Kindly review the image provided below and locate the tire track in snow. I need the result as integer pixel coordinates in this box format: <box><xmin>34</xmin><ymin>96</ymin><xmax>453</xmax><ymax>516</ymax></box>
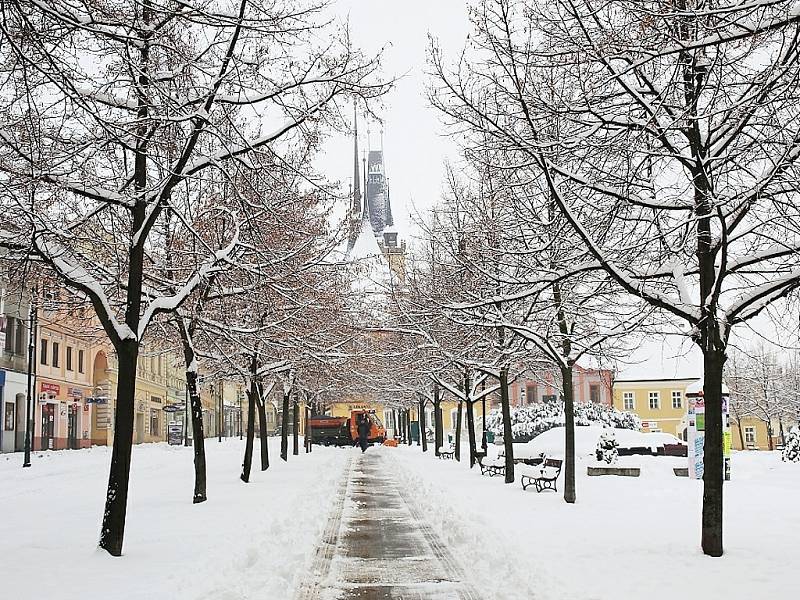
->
<box><xmin>293</xmin><ymin>454</ymin><xmax>353</xmax><ymax>600</ymax></box>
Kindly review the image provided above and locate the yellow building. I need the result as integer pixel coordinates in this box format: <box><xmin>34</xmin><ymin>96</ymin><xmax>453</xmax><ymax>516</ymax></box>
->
<box><xmin>612</xmin><ymin>378</ymin><xmax>699</xmax><ymax>440</ymax></box>
<box><xmin>91</xmin><ymin>346</ymin><xmax>196</xmax><ymax>445</ymax></box>
<box><xmin>729</xmin><ymin>415</ymin><xmax>782</xmax><ymax>451</ymax></box>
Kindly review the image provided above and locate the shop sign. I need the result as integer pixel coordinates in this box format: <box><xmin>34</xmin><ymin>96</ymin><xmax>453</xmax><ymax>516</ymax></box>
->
<box><xmin>68</xmin><ymin>387</ymin><xmax>84</xmax><ymax>399</ymax></box>
<box><xmin>0</xmin><ymin>370</ymin><xmax>5</xmax><ymax>386</ymax></box>
<box><xmin>163</xmin><ymin>403</ymin><xmax>184</xmax><ymax>413</ymax></box>
<box><xmin>41</xmin><ymin>382</ymin><xmax>60</xmax><ymax>394</ymax></box>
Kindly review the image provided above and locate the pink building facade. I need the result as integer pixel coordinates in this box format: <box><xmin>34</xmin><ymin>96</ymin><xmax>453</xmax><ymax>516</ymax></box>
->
<box><xmin>508</xmin><ymin>365</ymin><xmax>613</xmax><ymax>407</ymax></box>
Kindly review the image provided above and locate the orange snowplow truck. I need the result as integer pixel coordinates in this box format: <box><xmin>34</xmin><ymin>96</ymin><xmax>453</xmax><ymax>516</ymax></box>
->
<box><xmin>308</xmin><ymin>410</ymin><xmax>386</xmax><ymax>446</ymax></box>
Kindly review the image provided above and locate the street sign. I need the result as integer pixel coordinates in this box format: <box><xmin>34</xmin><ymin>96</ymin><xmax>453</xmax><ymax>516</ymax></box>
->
<box><xmin>168</xmin><ymin>422</ymin><xmax>183</xmax><ymax>445</ymax></box>
<box><xmin>163</xmin><ymin>404</ymin><xmax>184</xmax><ymax>413</ymax></box>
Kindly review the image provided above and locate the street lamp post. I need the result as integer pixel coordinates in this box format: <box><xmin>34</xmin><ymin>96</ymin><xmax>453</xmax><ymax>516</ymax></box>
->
<box><xmin>22</xmin><ymin>296</ymin><xmax>38</xmax><ymax>468</ymax></box>
<box><xmin>217</xmin><ymin>382</ymin><xmax>222</xmax><ymax>443</ymax></box>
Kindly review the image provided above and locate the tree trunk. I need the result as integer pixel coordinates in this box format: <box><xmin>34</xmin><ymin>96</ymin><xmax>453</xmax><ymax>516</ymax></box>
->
<box><xmin>434</xmin><ymin>383</ymin><xmax>442</xmax><ymax>456</ymax></box>
<box><xmin>185</xmin><ymin>369</ymin><xmax>207</xmax><ymax>502</ymax></box>
<box><xmin>454</xmin><ymin>401</ymin><xmax>463</xmax><ymax>461</ymax></box>
<box><xmin>98</xmin><ymin>0</ymin><xmax>150</xmax><ymax>557</ymax></box>
<box><xmin>500</xmin><ymin>366</ymin><xmax>514</xmax><ymax>483</ymax></box>
<box><xmin>736</xmin><ymin>417</ymin><xmax>745</xmax><ymax>450</ymax></box>
<box><xmin>766</xmin><ymin>421</ymin><xmax>774</xmax><ymax>451</ymax></box>
<box><xmin>241</xmin><ymin>376</ymin><xmax>257</xmax><ymax>483</ymax></box>
<box><xmin>701</xmin><ymin>348</ymin><xmax>726</xmax><ymax>556</ymax></box>
<box><xmin>98</xmin><ymin>341</ymin><xmax>138</xmax><ymax>556</ymax></box>
<box><xmin>280</xmin><ymin>389</ymin><xmax>289</xmax><ymax>461</ymax></box>
<box><xmin>292</xmin><ymin>400</ymin><xmax>299</xmax><ymax>456</ymax></box>
<box><xmin>465</xmin><ymin>368</ymin><xmax>476</xmax><ymax>467</ymax></box>
<box><xmin>466</xmin><ymin>400</ymin><xmax>477</xmax><ymax>468</ymax></box>
<box><xmin>256</xmin><ymin>392</ymin><xmax>269</xmax><ymax>471</ymax></box>
<box><xmin>419</xmin><ymin>398</ymin><xmax>427</xmax><ymax>452</ymax></box>
<box><xmin>481</xmin><ymin>392</ymin><xmax>488</xmax><ymax>452</ymax></box>
<box><xmin>305</xmin><ymin>405</ymin><xmax>311</xmax><ymax>453</ymax></box>
<box><xmin>406</xmin><ymin>409</ymin><xmax>412</xmax><ymax>446</ymax></box>
<box><xmin>561</xmin><ymin>365</ymin><xmax>576</xmax><ymax>504</ymax></box>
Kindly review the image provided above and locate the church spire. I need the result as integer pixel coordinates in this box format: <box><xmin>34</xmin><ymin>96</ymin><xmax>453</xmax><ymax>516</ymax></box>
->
<box><xmin>347</xmin><ymin>102</ymin><xmax>362</xmax><ymax>253</ymax></box>
<box><xmin>352</xmin><ymin>101</ymin><xmax>361</xmax><ymax>218</ymax></box>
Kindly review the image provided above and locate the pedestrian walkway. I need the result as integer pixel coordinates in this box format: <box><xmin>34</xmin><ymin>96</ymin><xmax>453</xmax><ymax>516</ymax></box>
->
<box><xmin>295</xmin><ymin>450</ymin><xmax>478</xmax><ymax>600</ymax></box>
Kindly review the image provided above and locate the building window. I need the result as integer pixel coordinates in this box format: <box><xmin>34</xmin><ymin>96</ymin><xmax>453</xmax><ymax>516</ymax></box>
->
<box><xmin>3</xmin><ymin>317</ymin><xmax>14</xmax><ymax>353</ymax></box>
<box><xmin>648</xmin><ymin>392</ymin><xmax>660</xmax><ymax>410</ymax></box>
<box><xmin>40</xmin><ymin>338</ymin><xmax>48</xmax><ymax>365</ymax></box>
<box><xmin>66</xmin><ymin>346</ymin><xmax>73</xmax><ymax>371</ymax></box>
<box><xmin>150</xmin><ymin>409</ymin><xmax>160</xmax><ymax>437</ymax></box>
<box><xmin>526</xmin><ymin>384</ymin><xmax>536</xmax><ymax>403</ymax></box>
<box><xmin>151</xmin><ymin>395</ymin><xmax>162</xmax><ymax>404</ymax></box>
<box><xmin>589</xmin><ymin>384</ymin><xmax>600</xmax><ymax>404</ymax></box>
<box><xmin>52</xmin><ymin>342</ymin><xmax>60</xmax><ymax>367</ymax></box>
<box><xmin>14</xmin><ymin>317</ymin><xmax>26</xmax><ymax>354</ymax></box>
<box><xmin>745</xmin><ymin>427</ymin><xmax>756</xmax><ymax>445</ymax></box>
<box><xmin>672</xmin><ymin>391</ymin><xmax>682</xmax><ymax>409</ymax></box>
<box><xmin>4</xmin><ymin>403</ymin><xmax>14</xmax><ymax>430</ymax></box>
<box><xmin>520</xmin><ymin>386</ymin><xmax>526</xmax><ymax>405</ymax></box>
<box><xmin>623</xmin><ymin>392</ymin><xmax>634</xmax><ymax>411</ymax></box>
<box><xmin>78</xmin><ymin>349</ymin><xmax>84</xmax><ymax>374</ymax></box>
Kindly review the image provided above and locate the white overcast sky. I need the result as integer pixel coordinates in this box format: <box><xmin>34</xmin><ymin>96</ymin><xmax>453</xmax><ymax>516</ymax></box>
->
<box><xmin>316</xmin><ymin>0</ymin><xmax>471</xmax><ymax>242</ymax></box>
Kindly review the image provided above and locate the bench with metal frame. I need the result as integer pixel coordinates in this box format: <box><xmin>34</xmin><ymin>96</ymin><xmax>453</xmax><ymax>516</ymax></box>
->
<box><xmin>520</xmin><ymin>458</ymin><xmax>563</xmax><ymax>493</ymax></box>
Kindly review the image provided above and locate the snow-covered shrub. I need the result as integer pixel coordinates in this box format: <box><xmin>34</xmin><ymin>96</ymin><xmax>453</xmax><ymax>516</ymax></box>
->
<box><xmin>596</xmin><ymin>430</ymin><xmax>619</xmax><ymax>464</ymax></box>
<box><xmin>782</xmin><ymin>427</ymin><xmax>800</xmax><ymax>463</ymax></box>
<box><xmin>486</xmin><ymin>401</ymin><xmax>640</xmax><ymax>442</ymax></box>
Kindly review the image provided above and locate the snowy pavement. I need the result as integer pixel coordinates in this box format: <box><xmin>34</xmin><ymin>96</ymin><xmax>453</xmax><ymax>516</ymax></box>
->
<box><xmin>295</xmin><ymin>450</ymin><xmax>478</xmax><ymax>600</ymax></box>
<box><xmin>386</xmin><ymin>444</ymin><xmax>800</xmax><ymax>600</ymax></box>
<box><xmin>3</xmin><ymin>440</ymin><xmax>798</xmax><ymax>600</ymax></box>
<box><xmin>0</xmin><ymin>439</ymin><xmax>350</xmax><ymax>600</ymax></box>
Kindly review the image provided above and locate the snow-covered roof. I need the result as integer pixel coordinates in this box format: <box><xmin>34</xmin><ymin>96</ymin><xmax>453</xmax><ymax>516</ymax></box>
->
<box><xmin>685</xmin><ymin>379</ymin><xmax>730</xmax><ymax>397</ymax></box>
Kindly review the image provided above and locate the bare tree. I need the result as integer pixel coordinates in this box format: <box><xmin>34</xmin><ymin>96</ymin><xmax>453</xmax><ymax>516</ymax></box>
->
<box><xmin>430</xmin><ymin>0</ymin><xmax>800</xmax><ymax>557</ymax></box>
<box><xmin>0</xmin><ymin>0</ymin><xmax>383</xmax><ymax>556</ymax></box>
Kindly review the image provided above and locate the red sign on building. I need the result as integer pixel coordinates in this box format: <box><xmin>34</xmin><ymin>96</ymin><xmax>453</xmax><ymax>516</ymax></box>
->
<box><xmin>41</xmin><ymin>382</ymin><xmax>61</xmax><ymax>395</ymax></box>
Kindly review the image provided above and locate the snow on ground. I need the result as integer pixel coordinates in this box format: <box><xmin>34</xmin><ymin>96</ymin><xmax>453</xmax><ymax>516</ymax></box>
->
<box><xmin>387</xmin><ymin>444</ymin><xmax>800</xmax><ymax>600</ymax></box>
<box><xmin>0</xmin><ymin>440</ymin><xmax>350</xmax><ymax>600</ymax></box>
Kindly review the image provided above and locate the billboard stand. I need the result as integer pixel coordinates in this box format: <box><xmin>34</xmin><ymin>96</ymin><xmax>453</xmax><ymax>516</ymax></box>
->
<box><xmin>686</xmin><ymin>380</ymin><xmax>731</xmax><ymax>481</ymax></box>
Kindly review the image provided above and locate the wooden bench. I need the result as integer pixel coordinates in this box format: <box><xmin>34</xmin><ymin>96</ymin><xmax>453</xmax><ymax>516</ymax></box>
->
<box><xmin>477</xmin><ymin>454</ymin><xmax>505</xmax><ymax>476</ymax></box>
<box><xmin>438</xmin><ymin>447</ymin><xmax>455</xmax><ymax>460</ymax></box>
<box><xmin>520</xmin><ymin>458</ymin><xmax>563</xmax><ymax>492</ymax></box>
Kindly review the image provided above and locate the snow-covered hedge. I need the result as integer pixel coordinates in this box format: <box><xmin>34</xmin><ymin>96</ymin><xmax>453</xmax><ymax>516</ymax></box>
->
<box><xmin>782</xmin><ymin>427</ymin><xmax>800</xmax><ymax>463</ymax></box>
<box><xmin>486</xmin><ymin>401</ymin><xmax>640</xmax><ymax>442</ymax></box>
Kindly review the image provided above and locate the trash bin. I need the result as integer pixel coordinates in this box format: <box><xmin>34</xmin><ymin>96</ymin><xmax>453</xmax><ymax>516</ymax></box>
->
<box><xmin>486</xmin><ymin>431</ymin><xmax>495</xmax><ymax>444</ymax></box>
<box><xmin>410</xmin><ymin>421</ymin><xmax>420</xmax><ymax>442</ymax></box>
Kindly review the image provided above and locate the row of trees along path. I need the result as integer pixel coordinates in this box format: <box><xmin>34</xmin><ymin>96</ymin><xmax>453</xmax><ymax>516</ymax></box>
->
<box><xmin>0</xmin><ymin>0</ymin><xmax>387</xmax><ymax>556</ymax></box>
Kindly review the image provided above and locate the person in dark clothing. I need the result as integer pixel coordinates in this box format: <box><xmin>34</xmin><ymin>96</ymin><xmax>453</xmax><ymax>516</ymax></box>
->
<box><xmin>357</xmin><ymin>413</ymin><xmax>371</xmax><ymax>452</ymax></box>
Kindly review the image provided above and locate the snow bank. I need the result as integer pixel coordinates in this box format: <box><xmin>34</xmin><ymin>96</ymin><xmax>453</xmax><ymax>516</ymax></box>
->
<box><xmin>511</xmin><ymin>425</ymin><xmax>685</xmax><ymax>459</ymax></box>
<box><xmin>0</xmin><ymin>440</ymin><xmax>349</xmax><ymax>599</ymax></box>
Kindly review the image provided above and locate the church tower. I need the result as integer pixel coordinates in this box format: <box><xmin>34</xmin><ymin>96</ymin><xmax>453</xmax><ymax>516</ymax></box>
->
<box><xmin>346</xmin><ymin>111</ymin><xmax>406</xmax><ymax>280</ymax></box>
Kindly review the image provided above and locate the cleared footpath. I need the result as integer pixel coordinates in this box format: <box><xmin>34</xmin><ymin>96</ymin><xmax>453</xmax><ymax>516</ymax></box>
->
<box><xmin>295</xmin><ymin>449</ymin><xmax>478</xmax><ymax>600</ymax></box>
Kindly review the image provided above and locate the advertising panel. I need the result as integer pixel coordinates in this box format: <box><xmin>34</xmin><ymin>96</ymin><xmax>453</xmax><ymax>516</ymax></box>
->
<box><xmin>687</xmin><ymin>388</ymin><xmax>731</xmax><ymax>480</ymax></box>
